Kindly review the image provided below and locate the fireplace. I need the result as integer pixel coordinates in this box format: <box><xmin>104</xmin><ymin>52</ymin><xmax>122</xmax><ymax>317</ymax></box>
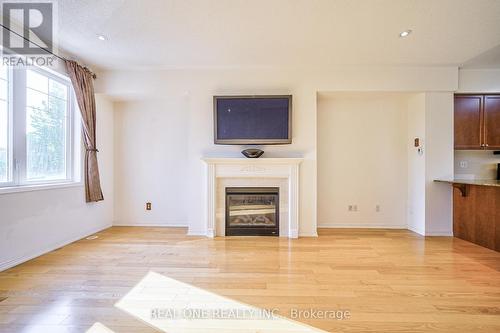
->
<box><xmin>203</xmin><ymin>158</ymin><xmax>302</xmax><ymax>238</ymax></box>
<box><xmin>225</xmin><ymin>187</ymin><xmax>279</xmax><ymax>236</ymax></box>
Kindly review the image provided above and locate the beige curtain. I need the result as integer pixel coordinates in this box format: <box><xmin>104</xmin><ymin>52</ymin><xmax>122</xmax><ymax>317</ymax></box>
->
<box><xmin>65</xmin><ymin>60</ymin><xmax>104</xmax><ymax>202</ymax></box>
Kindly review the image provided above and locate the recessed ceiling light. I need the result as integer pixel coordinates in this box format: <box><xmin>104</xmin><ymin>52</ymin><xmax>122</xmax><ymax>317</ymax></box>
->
<box><xmin>399</xmin><ymin>30</ymin><xmax>412</xmax><ymax>38</ymax></box>
<box><xmin>97</xmin><ymin>34</ymin><xmax>107</xmax><ymax>41</ymax></box>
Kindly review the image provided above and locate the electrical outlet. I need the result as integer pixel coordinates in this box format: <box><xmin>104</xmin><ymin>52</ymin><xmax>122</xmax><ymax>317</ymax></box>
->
<box><xmin>348</xmin><ymin>205</ymin><xmax>353</xmax><ymax>211</ymax></box>
<box><xmin>376</xmin><ymin>205</ymin><xmax>380</xmax><ymax>212</ymax></box>
<box><xmin>146</xmin><ymin>202</ymin><xmax>152</xmax><ymax>211</ymax></box>
<box><xmin>353</xmin><ymin>205</ymin><xmax>358</xmax><ymax>212</ymax></box>
<box><xmin>459</xmin><ymin>161</ymin><xmax>468</xmax><ymax>169</ymax></box>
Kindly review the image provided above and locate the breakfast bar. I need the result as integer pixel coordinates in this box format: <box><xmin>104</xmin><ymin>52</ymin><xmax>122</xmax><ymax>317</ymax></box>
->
<box><xmin>435</xmin><ymin>179</ymin><xmax>500</xmax><ymax>251</ymax></box>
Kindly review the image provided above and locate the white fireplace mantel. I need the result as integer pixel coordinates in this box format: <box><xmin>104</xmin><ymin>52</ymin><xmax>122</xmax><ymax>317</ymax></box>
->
<box><xmin>202</xmin><ymin>158</ymin><xmax>303</xmax><ymax>238</ymax></box>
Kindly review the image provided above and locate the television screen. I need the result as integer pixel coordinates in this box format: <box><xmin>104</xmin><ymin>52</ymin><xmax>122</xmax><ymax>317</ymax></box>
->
<box><xmin>214</xmin><ymin>95</ymin><xmax>292</xmax><ymax>145</ymax></box>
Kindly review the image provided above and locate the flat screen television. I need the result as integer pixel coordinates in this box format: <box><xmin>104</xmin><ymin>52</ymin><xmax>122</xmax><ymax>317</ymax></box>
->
<box><xmin>214</xmin><ymin>95</ymin><xmax>292</xmax><ymax>145</ymax></box>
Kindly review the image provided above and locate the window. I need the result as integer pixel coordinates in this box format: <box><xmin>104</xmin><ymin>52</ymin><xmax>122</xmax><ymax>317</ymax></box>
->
<box><xmin>0</xmin><ymin>65</ymin><xmax>10</xmax><ymax>183</ymax></box>
<box><xmin>26</xmin><ymin>70</ymin><xmax>70</xmax><ymax>181</ymax></box>
<box><xmin>0</xmin><ymin>66</ymin><xmax>77</xmax><ymax>189</ymax></box>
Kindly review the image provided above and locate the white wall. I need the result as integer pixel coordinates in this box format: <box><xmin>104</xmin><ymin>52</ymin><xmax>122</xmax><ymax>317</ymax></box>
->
<box><xmin>317</xmin><ymin>93</ymin><xmax>409</xmax><ymax>228</ymax></box>
<box><xmin>458</xmin><ymin>69</ymin><xmax>500</xmax><ymax>92</ymax></box>
<box><xmin>113</xmin><ymin>99</ymin><xmax>189</xmax><ymax>226</ymax></box>
<box><xmin>0</xmin><ymin>94</ymin><xmax>114</xmax><ymax>271</ymax></box>
<box><xmin>407</xmin><ymin>94</ymin><xmax>426</xmax><ymax>235</ymax></box>
<box><xmin>101</xmin><ymin>69</ymin><xmax>320</xmax><ymax>236</ymax></box>
<box><xmin>317</xmin><ymin>91</ymin><xmax>454</xmax><ymax>235</ymax></box>
<box><xmin>424</xmin><ymin>93</ymin><xmax>454</xmax><ymax>236</ymax></box>
<box><xmin>97</xmin><ymin>66</ymin><xmax>458</xmax><ymax>237</ymax></box>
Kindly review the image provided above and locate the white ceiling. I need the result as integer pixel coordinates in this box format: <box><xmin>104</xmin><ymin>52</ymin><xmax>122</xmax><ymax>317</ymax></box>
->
<box><xmin>55</xmin><ymin>0</ymin><xmax>500</xmax><ymax>71</ymax></box>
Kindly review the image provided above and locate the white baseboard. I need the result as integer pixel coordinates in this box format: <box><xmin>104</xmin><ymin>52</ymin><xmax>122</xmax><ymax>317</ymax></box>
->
<box><xmin>187</xmin><ymin>228</ymin><xmax>207</xmax><ymax>236</ymax></box>
<box><xmin>318</xmin><ymin>224</ymin><xmax>407</xmax><ymax>229</ymax></box>
<box><xmin>113</xmin><ymin>221</ymin><xmax>188</xmax><ymax>227</ymax></box>
<box><xmin>0</xmin><ymin>223</ymin><xmax>112</xmax><ymax>272</ymax></box>
<box><xmin>299</xmin><ymin>232</ymin><xmax>318</xmax><ymax>237</ymax></box>
<box><xmin>407</xmin><ymin>225</ymin><xmax>425</xmax><ymax>236</ymax></box>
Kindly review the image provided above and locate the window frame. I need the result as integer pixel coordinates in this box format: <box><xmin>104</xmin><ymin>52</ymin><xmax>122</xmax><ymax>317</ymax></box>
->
<box><xmin>0</xmin><ymin>66</ymin><xmax>79</xmax><ymax>190</ymax></box>
<box><xmin>0</xmin><ymin>67</ymin><xmax>14</xmax><ymax>187</ymax></box>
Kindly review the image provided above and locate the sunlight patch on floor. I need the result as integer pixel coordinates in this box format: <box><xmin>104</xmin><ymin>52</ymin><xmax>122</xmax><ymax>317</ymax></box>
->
<box><xmin>86</xmin><ymin>322</ymin><xmax>116</xmax><ymax>333</ymax></box>
<box><xmin>115</xmin><ymin>271</ymin><xmax>327</xmax><ymax>333</ymax></box>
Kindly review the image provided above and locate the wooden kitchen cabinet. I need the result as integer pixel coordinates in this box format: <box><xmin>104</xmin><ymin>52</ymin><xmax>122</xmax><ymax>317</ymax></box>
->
<box><xmin>454</xmin><ymin>95</ymin><xmax>483</xmax><ymax>149</ymax></box>
<box><xmin>484</xmin><ymin>95</ymin><xmax>500</xmax><ymax>149</ymax></box>
<box><xmin>454</xmin><ymin>94</ymin><xmax>500</xmax><ymax>150</ymax></box>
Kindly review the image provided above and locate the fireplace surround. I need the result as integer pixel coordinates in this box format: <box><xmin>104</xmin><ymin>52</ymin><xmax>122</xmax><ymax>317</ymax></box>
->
<box><xmin>202</xmin><ymin>158</ymin><xmax>303</xmax><ymax>238</ymax></box>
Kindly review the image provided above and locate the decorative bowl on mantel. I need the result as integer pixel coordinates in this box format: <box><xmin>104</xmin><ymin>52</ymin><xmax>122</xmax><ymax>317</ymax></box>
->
<box><xmin>241</xmin><ymin>149</ymin><xmax>264</xmax><ymax>158</ymax></box>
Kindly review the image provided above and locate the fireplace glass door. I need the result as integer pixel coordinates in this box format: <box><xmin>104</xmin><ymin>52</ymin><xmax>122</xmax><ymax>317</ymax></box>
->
<box><xmin>225</xmin><ymin>187</ymin><xmax>279</xmax><ymax>236</ymax></box>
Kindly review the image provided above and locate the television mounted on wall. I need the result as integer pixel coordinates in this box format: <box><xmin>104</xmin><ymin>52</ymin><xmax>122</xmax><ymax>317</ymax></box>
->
<box><xmin>213</xmin><ymin>95</ymin><xmax>292</xmax><ymax>145</ymax></box>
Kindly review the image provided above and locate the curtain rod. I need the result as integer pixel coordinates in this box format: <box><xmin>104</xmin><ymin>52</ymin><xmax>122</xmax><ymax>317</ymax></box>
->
<box><xmin>0</xmin><ymin>23</ymin><xmax>97</xmax><ymax>79</ymax></box>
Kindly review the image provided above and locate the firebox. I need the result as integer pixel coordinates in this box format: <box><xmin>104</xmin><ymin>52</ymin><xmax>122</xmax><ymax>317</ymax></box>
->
<box><xmin>225</xmin><ymin>187</ymin><xmax>279</xmax><ymax>236</ymax></box>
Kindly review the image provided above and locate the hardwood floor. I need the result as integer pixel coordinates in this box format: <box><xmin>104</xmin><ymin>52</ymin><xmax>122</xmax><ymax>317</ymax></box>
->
<box><xmin>1</xmin><ymin>227</ymin><xmax>499</xmax><ymax>332</ymax></box>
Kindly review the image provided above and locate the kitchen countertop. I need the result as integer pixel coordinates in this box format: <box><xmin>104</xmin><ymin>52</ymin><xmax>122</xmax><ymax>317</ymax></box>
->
<box><xmin>434</xmin><ymin>179</ymin><xmax>500</xmax><ymax>187</ymax></box>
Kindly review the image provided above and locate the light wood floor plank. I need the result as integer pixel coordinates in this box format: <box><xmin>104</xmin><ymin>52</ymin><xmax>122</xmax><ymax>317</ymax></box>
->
<box><xmin>0</xmin><ymin>227</ymin><xmax>499</xmax><ymax>332</ymax></box>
